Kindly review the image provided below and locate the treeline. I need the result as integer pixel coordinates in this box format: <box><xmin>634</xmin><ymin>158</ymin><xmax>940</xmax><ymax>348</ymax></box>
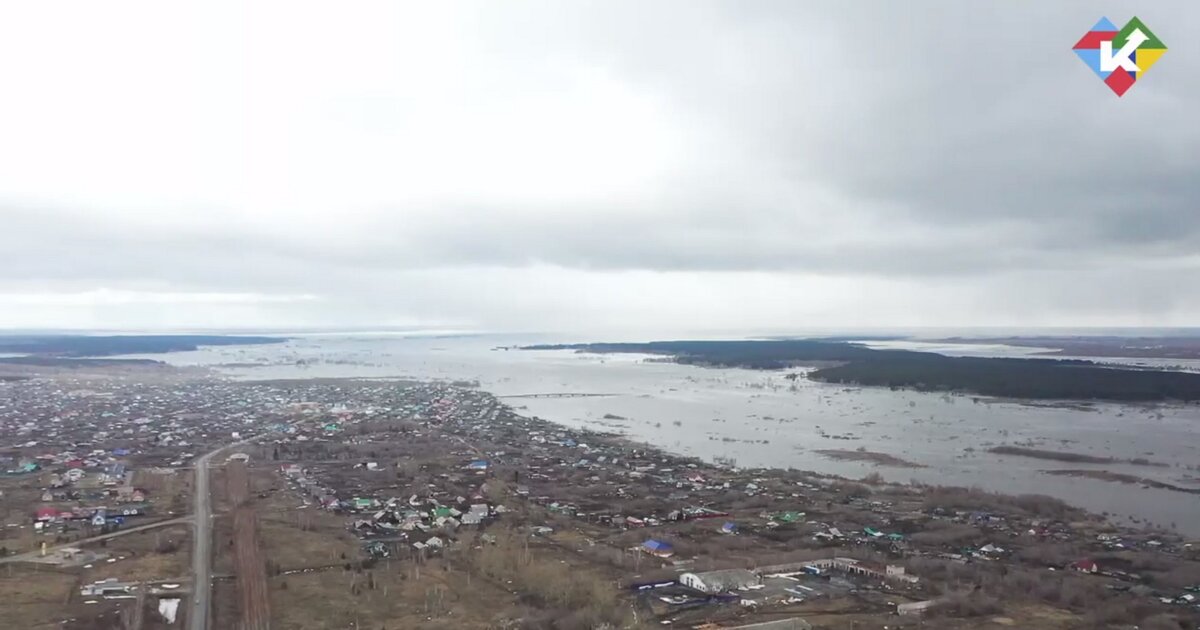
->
<box><xmin>526</xmin><ymin>339</ymin><xmax>1200</xmax><ymax>401</ymax></box>
<box><xmin>0</xmin><ymin>356</ymin><xmax>163</xmax><ymax>367</ymax></box>
<box><xmin>811</xmin><ymin>353</ymin><xmax>1200</xmax><ymax>401</ymax></box>
<box><xmin>917</xmin><ymin>485</ymin><xmax>1085</xmax><ymax>521</ymax></box>
<box><xmin>0</xmin><ymin>334</ymin><xmax>287</xmax><ymax>357</ymax></box>
<box><xmin>525</xmin><ymin>339</ymin><xmax>883</xmax><ymax>369</ymax></box>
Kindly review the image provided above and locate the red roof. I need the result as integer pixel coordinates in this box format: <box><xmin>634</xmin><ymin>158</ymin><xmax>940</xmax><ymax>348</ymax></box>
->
<box><xmin>35</xmin><ymin>507</ymin><xmax>57</xmax><ymax>519</ymax></box>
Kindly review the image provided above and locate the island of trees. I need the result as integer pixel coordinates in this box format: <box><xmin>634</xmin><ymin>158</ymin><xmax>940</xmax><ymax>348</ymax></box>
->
<box><xmin>525</xmin><ymin>339</ymin><xmax>1200</xmax><ymax>402</ymax></box>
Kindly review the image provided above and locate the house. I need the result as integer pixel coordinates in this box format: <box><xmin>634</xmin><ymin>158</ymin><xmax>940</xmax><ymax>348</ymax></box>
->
<box><xmin>680</xmin><ymin>569</ymin><xmax>760</xmax><ymax>594</ymax></box>
<box><xmin>115</xmin><ymin>486</ymin><xmax>146</xmax><ymax>503</ymax></box>
<box><xmin>720</xmin><ymin>522</ymin><xmax>738</xmax><ymax>535</ymax></box>
<box><xmin>467</xmin><ymin>460</ymin><xmax>489</xmax><ymax>471</ymax></box>
<box><xmin>886</xmin><ymin>565</ymin><xmax>919</xmax><ymax>583</ymax></box>
<box><xmin>1072</xmin><ymin>559</ymin><xmax>1099</xmax><ymax>573</ymax></box>
<box><xmin>775</xmin><ymin>511</ymin><xmax>804</xmax><ymax>523</ymax></box>
<box><xmin>461</xmin><ymin>504</ymin><xmax>489</xmax><ymax>525</ymax></box>
<box><xmin>642</xmin><ymin>539</ymin><xmax>674</xmax><ymax>558</ymax></box>
<box><xmin>35</xmin><ymin>506</ymin><xmax>58</xmax><ymax>521</ymax></box>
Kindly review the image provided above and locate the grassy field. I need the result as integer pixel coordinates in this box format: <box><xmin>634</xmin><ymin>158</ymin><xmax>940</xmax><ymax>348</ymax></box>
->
<box><xmin>76</xmin><ymin>524</ymin><xmax>189</xmax><ymax>583</ymax></box>
<box><xmin>0</xmin><ymin>476</ymin><xmax>45</xmax><ymax>555</ymax></box>
<box><xmin>269</xmin><ymin>563</ymin><xmax>521</xmax><ymax>629</ymax></box>
<box><xmin>0</xmin><ymin>568</ymin><xmax>78</xmax><ymax>629</ymax></box>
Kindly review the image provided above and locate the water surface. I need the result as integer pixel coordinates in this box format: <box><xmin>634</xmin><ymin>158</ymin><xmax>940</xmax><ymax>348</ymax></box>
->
<box><xmin>121</xmin><ymin>334</ymin><xmax>1200</xmax><ymax>534</ymax></box>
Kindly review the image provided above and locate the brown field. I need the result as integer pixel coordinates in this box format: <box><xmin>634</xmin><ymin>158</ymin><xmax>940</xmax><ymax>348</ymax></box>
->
<box><xmin>0</xmin><ymin>477</ymin><xmax>45</xmax><ymax>554</ymax></box>
<box><xmin>0</xmin><ymin>568</ymin><xmax>78</xmax><ymax>629</ymax></box>
<box><xmin>227</xmin><ymin>460</ymin><xmax>271</xmax><ymax>630</ymax></box>
<box><xmin>76</xmin><ymin>524</ymin><xmax>189</xmax><ymax>583</ymax></box>
<box><xmin>134</xmin><ymin>468</ymin><xmax>190</xmax><ymax>516</ymax></box>
<box><xmin>269</xmin><ymin>564</ymin><xmax>519</xmax><ymax>630</ymax></box>
<box><xmin>210</xmin><ymin>579</ymin><xmax>241</xmax><ymax>630</ymax></box>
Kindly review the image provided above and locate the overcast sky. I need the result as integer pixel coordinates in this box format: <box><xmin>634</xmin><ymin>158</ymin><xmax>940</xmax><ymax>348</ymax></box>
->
<box><xmin>1</xmin><ymin>1</ymin><xmax>1197</xmax><ymax>336</ymax></box>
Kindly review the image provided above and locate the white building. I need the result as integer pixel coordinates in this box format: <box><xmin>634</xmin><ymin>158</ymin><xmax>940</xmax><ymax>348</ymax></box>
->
<box><xmin>680</xmin><ymin>569</ymin><xmax>760</xmax><ymax>593</ymax></box>
<box><xmin>897</xmin><ymin>599</ymin><xmax>937</xmax><ymax>615</ymax></box>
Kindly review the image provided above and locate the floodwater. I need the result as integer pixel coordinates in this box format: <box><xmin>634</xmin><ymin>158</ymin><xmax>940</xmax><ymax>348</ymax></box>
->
<box><xmin>123</xmin><ymin>333</ymin><xmax>1200</xmax><ymax>534</ymax></box>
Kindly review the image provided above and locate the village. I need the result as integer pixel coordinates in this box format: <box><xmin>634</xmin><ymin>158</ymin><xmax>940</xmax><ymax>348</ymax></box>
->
<box><xmin>0</xmin><ymin>371</ymin><xmax>1198</xmax><ymax>629</ymax></box>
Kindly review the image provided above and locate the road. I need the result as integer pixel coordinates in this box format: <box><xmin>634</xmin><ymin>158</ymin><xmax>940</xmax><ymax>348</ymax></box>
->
<box><xmin>188</xmin><ymin>435</ymin><xmax>264</xmax><ymax>630</ymax></box>
<box><xmin>187</xmin><ymin>444</ymin><xmax>218</xmax><ymax>630</ymax></box>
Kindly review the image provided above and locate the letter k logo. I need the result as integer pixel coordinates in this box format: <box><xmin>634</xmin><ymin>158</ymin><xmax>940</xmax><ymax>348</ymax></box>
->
<box><xmin>1099</xmin><ymin>28</ymin><xmax>1148</xmax><ymax>72</ymax></box>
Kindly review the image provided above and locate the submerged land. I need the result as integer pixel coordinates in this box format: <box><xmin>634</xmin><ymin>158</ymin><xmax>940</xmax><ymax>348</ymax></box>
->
<box><xmin>939</xmin><ymin>336</ymin><xmax>1200</xmax><ymax>360</ymax></box>
<box><xmin>525</xmin><ymin>339</ymin><xmax>1200</xmax><ymax>402</ymax></box>
<box><xmin>985</xmin><ymin>446</ymin><xmax>1165</xmax><ymax>467</ymax></box>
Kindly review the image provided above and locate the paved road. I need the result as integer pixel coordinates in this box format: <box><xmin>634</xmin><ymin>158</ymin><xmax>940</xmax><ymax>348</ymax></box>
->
<box><xmin>187</xmin><ymin>446</ymin><xmax>217</xmax><ymax>630</ymax></box>
<box><xmin>0</xmin><ymin>516</ymin><xmax>191</xmax><ymax>564</ymax></box>
<box><xmin>187</xmin><ymin>435</ymin><xmax>265</xmax><ymax>630</ymax></box>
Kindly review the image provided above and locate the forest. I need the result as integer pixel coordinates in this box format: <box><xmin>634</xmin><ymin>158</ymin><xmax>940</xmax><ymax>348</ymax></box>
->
<box><xmin>527</xmin><ymin>339</ymin><xmax>1200</xmax><ymax>401</ymax></box>
<box><xmin>0</xmin><ymin>334</ymin><xmax>286</xmax><ymax>357</ymax></box>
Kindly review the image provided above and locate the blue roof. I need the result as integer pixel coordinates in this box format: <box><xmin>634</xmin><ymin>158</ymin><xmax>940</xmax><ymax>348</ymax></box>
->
<box><xmin>643</xmin><ymin>539</ymin><xmax>672</xmax><ymax>551</ymax></box>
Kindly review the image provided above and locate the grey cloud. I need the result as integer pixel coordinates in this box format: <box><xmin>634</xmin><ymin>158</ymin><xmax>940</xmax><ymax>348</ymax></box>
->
<box><xmin>1</xmin><ymin>1</ymin><xmax>1198</xmax><ymax>330</ymax></box>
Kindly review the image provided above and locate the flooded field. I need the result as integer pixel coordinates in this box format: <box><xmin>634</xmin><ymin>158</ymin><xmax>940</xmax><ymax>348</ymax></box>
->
<box><xmin>125</xmin><ymin>333</ymin><xmax>1200</xmax><ymax>534</ymax></box>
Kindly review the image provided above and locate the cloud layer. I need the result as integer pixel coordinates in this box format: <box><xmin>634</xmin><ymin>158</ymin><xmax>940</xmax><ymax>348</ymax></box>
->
<box><xmin>1</xmin><ymin>1</ymin><xmax>1197</xmax><ymax>333</ymax></box>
